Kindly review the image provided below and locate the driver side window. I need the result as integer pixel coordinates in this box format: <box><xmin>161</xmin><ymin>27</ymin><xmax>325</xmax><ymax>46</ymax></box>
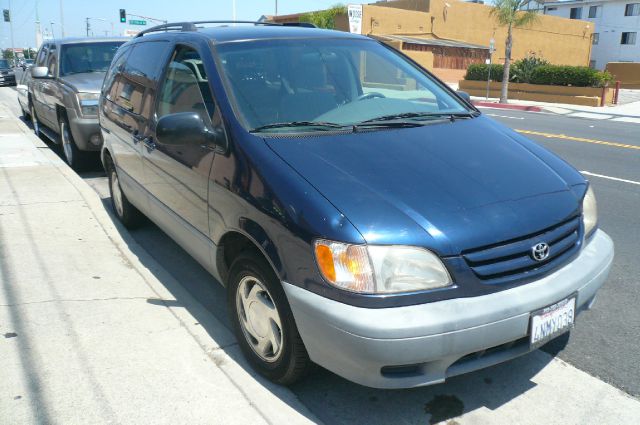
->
<box><xmin>47</xmin><ymin>53</ymin><xmax>57</xmax><ymax>77</ymax></box>
<box><xmin>157</xmin><ymin>46</ymin><xmax>215</xmax><ymax>125</ymax></box>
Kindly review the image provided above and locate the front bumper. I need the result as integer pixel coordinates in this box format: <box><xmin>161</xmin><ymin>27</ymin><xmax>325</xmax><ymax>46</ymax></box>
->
<box><xmin>0</xmin><ymin>74</ymin><xmax>16</xmax><ymax>85</ymax></box>
<box><xmin>66</xmin><ymin>107</ymin><xmax>101</xmax><ymax>151</ymax></box>
<box><xmin>284</xmin><ymin>229</ymin><xmax>614</xmax><ymax>389</ymax></box>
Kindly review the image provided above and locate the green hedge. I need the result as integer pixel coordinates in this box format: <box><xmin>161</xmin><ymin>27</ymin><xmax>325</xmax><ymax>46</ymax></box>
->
<box><xmin>464</xmin><ymin>64</ymin><xmax>506</xmax><ymax>82</ymax></box>
<box><xmin>530</xmin><ymin>65</ymin><xmax>611</xmax><ymax>87</ymax></box>
<box><xmin>464</xmin><ymin>62</ymin><xmax>612</xmax><ymax>87</ymax></box>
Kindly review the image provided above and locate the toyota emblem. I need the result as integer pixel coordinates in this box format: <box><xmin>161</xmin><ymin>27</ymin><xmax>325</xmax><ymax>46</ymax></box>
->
<box><xmin>531</xmin><ymin>242</ymin><xmax>550</xmax><ymax>262</ymax></box>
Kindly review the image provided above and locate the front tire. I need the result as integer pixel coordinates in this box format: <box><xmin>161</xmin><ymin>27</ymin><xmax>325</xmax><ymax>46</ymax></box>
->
<box><xmin>228</xmin><ymin>251</ymin><xmax>312</xmax><ymax>385</ymax></box>
<box><xmin>59</xmin><ymin>115</ymin><xmax>88</xmax><ymax>170</ymax></box>
<box><xmin>30</xmin><ymin>103</ymin><xmax>39</xmax><ymax>136</ymax></box>
<box><xmin>106</xmin><ymin>158</ymin><xmax>143</xmax><ymax>228</ymax></box>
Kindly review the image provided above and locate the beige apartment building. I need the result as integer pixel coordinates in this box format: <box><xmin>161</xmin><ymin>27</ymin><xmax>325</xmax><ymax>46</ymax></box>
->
<box><xmin>271</xmin><ymin>0</ymin><xmax>594</xmax><ymax>82</ymax></box>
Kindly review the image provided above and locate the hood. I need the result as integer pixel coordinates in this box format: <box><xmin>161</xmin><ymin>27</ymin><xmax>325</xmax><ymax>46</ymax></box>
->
<box><xmin>60</xmin><ymin>72</ymin><xmax>106</xmax><ymax>93</ymax></box>
<box><xmin>265</xmin><ymin>116</ymin><xmax>585</xmax><ymax>255</ymax></box>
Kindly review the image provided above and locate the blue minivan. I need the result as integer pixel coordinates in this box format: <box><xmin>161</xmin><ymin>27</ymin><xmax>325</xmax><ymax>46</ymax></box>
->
<box><xmin>100</xmin><ymin>22</ymin><xmax>614</xmax><ymax>388</ymax></box>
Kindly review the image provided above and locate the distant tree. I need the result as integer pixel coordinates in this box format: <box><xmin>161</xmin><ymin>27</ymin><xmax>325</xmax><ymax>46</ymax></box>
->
<box><xmin>24</xmin><ymin>48</ymin><xmax>37</xmax><ymax>59</ymax></box>
<box><xmin>301</xmin><ymin>4</ymin><xmax>347</xmax><ymax>29</ymax></box>
<box><xmin>490</xmin><ymin>0</ymin><xmax>538</xmax><ymax>103</ymax></box>
<box><xmin>2</xmin><ymin>49</ymin><xmax>14</xmax><ymax>60</ymax></box>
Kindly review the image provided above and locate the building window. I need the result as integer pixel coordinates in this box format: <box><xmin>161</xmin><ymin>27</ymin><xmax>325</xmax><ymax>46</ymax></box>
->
<box><xmin>589</xmin><ymin>60</ymin><xmax>596</xmax><ymax>69</ymax></box>
<box><xmin>592</xmin><ymin>33</ymin><xmax>599</xmax><ymax>44</ymax></box>
<box><xmin>621</xmin><ymin>32</ymin><xmax>637</xmax><ymax>44</ymax></box>
<box><xmin>625</xmin><ymin>3</ymin><xmax>640</xmax><ymax>16</ymax></box>
<box><xmin>588</xmin><ymin>6</ymin><xmax>600</xmax><ymax>18</ymax></box>
<box><xmin>546</xmin><ymin>6</ymin><xmax>557</xmax><ymax>11</ymax></box>
<box><xmin>570</xmin><ymin>7</ymin><xmax>582</xmax><ymax>19</ymax></box>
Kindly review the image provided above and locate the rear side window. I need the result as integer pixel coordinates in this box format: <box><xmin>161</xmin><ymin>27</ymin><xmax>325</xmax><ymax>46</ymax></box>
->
<box><xmin>112</xmin><ymin>41</ymin><xmax>170</xmax><ymax>116</ymax></box>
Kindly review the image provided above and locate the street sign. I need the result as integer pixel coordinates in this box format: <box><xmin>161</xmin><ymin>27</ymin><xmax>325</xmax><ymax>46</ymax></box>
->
<box><xmin>129</xmin><ymin>19</ymin><xmax>146</xmax><ymax>25</ymax></box>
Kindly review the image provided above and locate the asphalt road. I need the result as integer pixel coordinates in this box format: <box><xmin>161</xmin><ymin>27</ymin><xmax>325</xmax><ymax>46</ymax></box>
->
<box><xmin>2</xmin><ymin>86</ymin><xmax>639</xmax><ymax>422</ymax></box>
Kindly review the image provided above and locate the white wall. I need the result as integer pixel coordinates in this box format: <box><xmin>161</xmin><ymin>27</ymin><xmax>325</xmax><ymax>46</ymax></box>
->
<box><xmin>545</xmin><ymin>0</ymin><xmax>640</xmax><ymax>69</ymax></box>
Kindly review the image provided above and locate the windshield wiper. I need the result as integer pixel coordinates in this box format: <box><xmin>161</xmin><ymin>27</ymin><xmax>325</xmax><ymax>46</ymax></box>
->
<box><xmin>249</xmin><ymin>121</ymin><xmax>349</xmax><ymax>133</ymax></box>
<box><xmin>361</xmin><ymin>111</ymin><xmax>478</xmax><ymax>124</ymax></box>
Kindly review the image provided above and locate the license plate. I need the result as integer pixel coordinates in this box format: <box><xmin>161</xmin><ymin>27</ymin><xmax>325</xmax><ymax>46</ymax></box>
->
<box><xmin>529</xmin><ymin>296</ymin><xmax>576</xmax><ymax>348</ymax></box>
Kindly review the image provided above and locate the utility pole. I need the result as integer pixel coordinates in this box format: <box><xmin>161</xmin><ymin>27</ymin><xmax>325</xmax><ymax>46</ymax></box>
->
<box><xmin>35</xmin><ymin>0</ymin><xmax>42</xmax><ymax>48</ymax></box>
<box><xmin>86</xmin><ymin>18</ymin><xmax>90</xmax><ymax>37</ymax></box>
<box><xmin>8</xmin><ymin>0</ymin><xmax>15</xmax><ymax>65</ymax></box>
<box><xmin>59</xmin><ymin>0</ymin><xmax>65</xmax><ymax>37</ymax></box>
<box><xmin>275</xmin><ymin>0</ymin><xmax>278</xmax><ymax>16</ymax></box>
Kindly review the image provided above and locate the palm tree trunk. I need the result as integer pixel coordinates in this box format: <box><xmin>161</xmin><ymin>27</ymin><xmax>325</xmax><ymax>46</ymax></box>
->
<box><xmin>500</xmin><ymin>23</ymin><xmax>513</xmax><ymax>104</ymax></box>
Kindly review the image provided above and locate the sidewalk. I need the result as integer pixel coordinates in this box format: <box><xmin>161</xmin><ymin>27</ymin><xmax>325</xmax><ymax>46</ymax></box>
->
<box><xmin>471</xmin><ymin>96</ymin><xmax>640</xmax><ymax>121</ymax></box>
<box><xmin>447</xmin><ymin>82</ymin><xmax>640</xmax><ymax>121</ymax></box>
<box><xmin>0</xmin><ymin>105</ymin><xmax>318</xmax><ymax>424</ymax></box>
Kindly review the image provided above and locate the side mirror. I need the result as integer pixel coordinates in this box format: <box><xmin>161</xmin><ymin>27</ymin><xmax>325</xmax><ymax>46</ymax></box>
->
<box><xmin>456</xmin><ymin>90</ymin><xmax>472</xmax><ymax>104</ymax></box>
<box><xmin>31</xmin><ymin>66</ymin><xmax>50</xmax><ymax>79</ymax></box>
<box><xmin>156</xmin><ymin>112</ymin><xmax>223</xmax><ymax>148</ymax></box>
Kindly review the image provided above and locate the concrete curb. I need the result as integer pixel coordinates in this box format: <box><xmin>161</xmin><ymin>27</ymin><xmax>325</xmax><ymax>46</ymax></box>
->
<box><xmin>7</xmin><ymin>106</ymin><xmax>321</xmax><ymax>425</ymax></box>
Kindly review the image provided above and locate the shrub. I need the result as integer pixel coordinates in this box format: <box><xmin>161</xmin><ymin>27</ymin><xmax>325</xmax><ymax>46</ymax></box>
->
<box><xmin>510</xmin><ymin>55</ymin><xmax>549</xmax><ymax>83</ymax></box>
<box><xmin>464</xmin><ymin>63</ymin><xmax>505</xmax><ymax>82</ymax></box>
<box><xmin>465</xmin><ymin>62</ymin><xmax>612</xmax><ymax>87</ymax></box>
<box><xmin>530</xmin><ymin>65</ymin><xmax>611</xmax><ymax>87</ymax></box>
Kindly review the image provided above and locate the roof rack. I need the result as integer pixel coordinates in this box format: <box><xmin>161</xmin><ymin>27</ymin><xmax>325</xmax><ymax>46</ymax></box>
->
<box><xmin>135</xmin><ymin>20</ymin><xmax>316</xmax><ymax>38</ymax></box>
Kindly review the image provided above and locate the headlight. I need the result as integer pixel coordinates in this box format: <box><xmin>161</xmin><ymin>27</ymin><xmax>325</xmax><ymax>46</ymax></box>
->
<box><xmin>314</xmin><ymin>240</ymin><xmax>452</xmax><ymax>294</ymax></box>
<box><xmin>582</xmin><ymin>185</ymin><xmax>598</xmax><ymax>237</ymax></box>
<box><xmin>77</xmin><ymin>92</ymin><xmax>100</xmax><ymax>116</ymax></box>
<box><xmin>7</xmin><ymin>69</ymin><xmax>14</xmax><ymax>75</ymax></box>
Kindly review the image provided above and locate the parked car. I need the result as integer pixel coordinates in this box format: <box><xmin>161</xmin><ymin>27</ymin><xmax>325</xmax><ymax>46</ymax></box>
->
<box><xmin>28</xmin><ymin>37</ymin><xmax>126</xmax><ymax>169</ymax></box>
<box><xmin>0</xmin><ymin>59</ymin><xmax>16</xmax><ymax>86</ymax></box>
<box><xmin>100</xmin><ymin>22</ymin><xmax>614</xmax><ymax>389</ymax></box>
<box><xmin>16</xmin><ymin>69</ymin><xmax>32</xmax><ymax>118</ymax></box>
<box><xmin>21</xmin><ymin>59</ymin><xmax>34</xmax><ymax>70</ymax></box>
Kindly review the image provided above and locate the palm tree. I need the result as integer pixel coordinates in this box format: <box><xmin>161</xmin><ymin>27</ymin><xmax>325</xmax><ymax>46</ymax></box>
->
<box><xmin>490</xmin><ymin>0</ymin><xmax>538</xmax><ymax>103</ymax></box>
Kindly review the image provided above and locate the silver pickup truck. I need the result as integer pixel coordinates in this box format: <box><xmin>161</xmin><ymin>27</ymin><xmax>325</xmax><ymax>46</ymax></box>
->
<box><xmin>29</xmin><ymin>37</ymin><xmax>126</xmax><ymax>169</ymax></box>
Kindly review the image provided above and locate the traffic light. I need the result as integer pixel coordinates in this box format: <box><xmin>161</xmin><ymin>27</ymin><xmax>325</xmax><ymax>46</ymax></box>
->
<box><xmin>119</xmin><ymin>9</ymin><xmax>126</xmax><ymax>23</ymax></box>
<box><xmin>2</xmin><ymin>9</ymin><xmax>9</xmax><ymax>22</ymax></box>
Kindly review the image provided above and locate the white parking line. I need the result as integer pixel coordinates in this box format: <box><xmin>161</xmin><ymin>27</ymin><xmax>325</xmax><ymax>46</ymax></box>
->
<box><xmin>485</xmin><ymin>113</ymin><xmax>525</xmax><ymax>120</ymax></box>
<box><xmin>581</xmin><ymin>171</ymin><xmax>640</xmax><ymax>186</ymax></box>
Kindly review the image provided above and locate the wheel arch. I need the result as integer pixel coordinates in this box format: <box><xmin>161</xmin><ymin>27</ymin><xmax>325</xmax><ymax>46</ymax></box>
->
<box><xmin>216</xmin><ymin>225</ymin><xmax>284</xmax><ymax>287</ymax></box>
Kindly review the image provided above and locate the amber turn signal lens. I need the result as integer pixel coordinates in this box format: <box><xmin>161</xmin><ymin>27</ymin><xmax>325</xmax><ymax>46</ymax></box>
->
<box><xmin>315</xmin><ymin>243</ymin><xmax>336</xmax><ymax>283</ymax></box>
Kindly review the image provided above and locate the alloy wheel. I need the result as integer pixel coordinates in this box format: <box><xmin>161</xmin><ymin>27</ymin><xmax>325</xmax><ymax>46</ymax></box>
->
<box><xmin>60</xmin><ymin>121</ymin><xmax>73</xmax><ymax>165</ymax></box>
<box><xmin>110</xmin><ymin>169</ymin><xmax>124</xmax><ymax>218</ymax></box>
<box><xmin>30</xmin><ymin>105</ymin><xmax>39</xmax><ymax>135</ymax></box>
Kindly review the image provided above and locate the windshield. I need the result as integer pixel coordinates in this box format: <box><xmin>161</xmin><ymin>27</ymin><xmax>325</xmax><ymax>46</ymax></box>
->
<box><xmin>216</xmin><ymin>38</ymin><xmax>470</xmax><ymax>133</ymax></box>
<box><xmin>60</xmin><ymin>42</ymin><xmax>124</xmax><ymax>76</ymax></box>
<box><xmin>0</xmin><ymin>60</ymin><xmax>10</xmax><ymax>68</ymax></box>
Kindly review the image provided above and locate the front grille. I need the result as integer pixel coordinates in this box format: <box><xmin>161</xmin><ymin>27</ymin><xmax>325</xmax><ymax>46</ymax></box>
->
<box><xmin>462</xmin><ymin>216</ymin><xmax>581</xmax><ymax>283</ymax></box>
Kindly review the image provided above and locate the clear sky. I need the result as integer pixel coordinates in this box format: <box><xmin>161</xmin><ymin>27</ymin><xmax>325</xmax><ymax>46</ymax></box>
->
<box><xmin>0</xmin><ymin>0</ymin><xmax>372</xmax><ymax>49</ymax></box>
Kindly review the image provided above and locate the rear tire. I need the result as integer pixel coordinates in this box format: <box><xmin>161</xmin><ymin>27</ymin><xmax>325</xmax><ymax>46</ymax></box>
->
<box><xmin>228</xmin><ymin>251</ymin><xmax>312</xmax><ymax>385</ymax></box>
<box><xmin>106</xmin><ymin>157</ymin><xmax>144</xmax><ymax>228</ymax></box>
